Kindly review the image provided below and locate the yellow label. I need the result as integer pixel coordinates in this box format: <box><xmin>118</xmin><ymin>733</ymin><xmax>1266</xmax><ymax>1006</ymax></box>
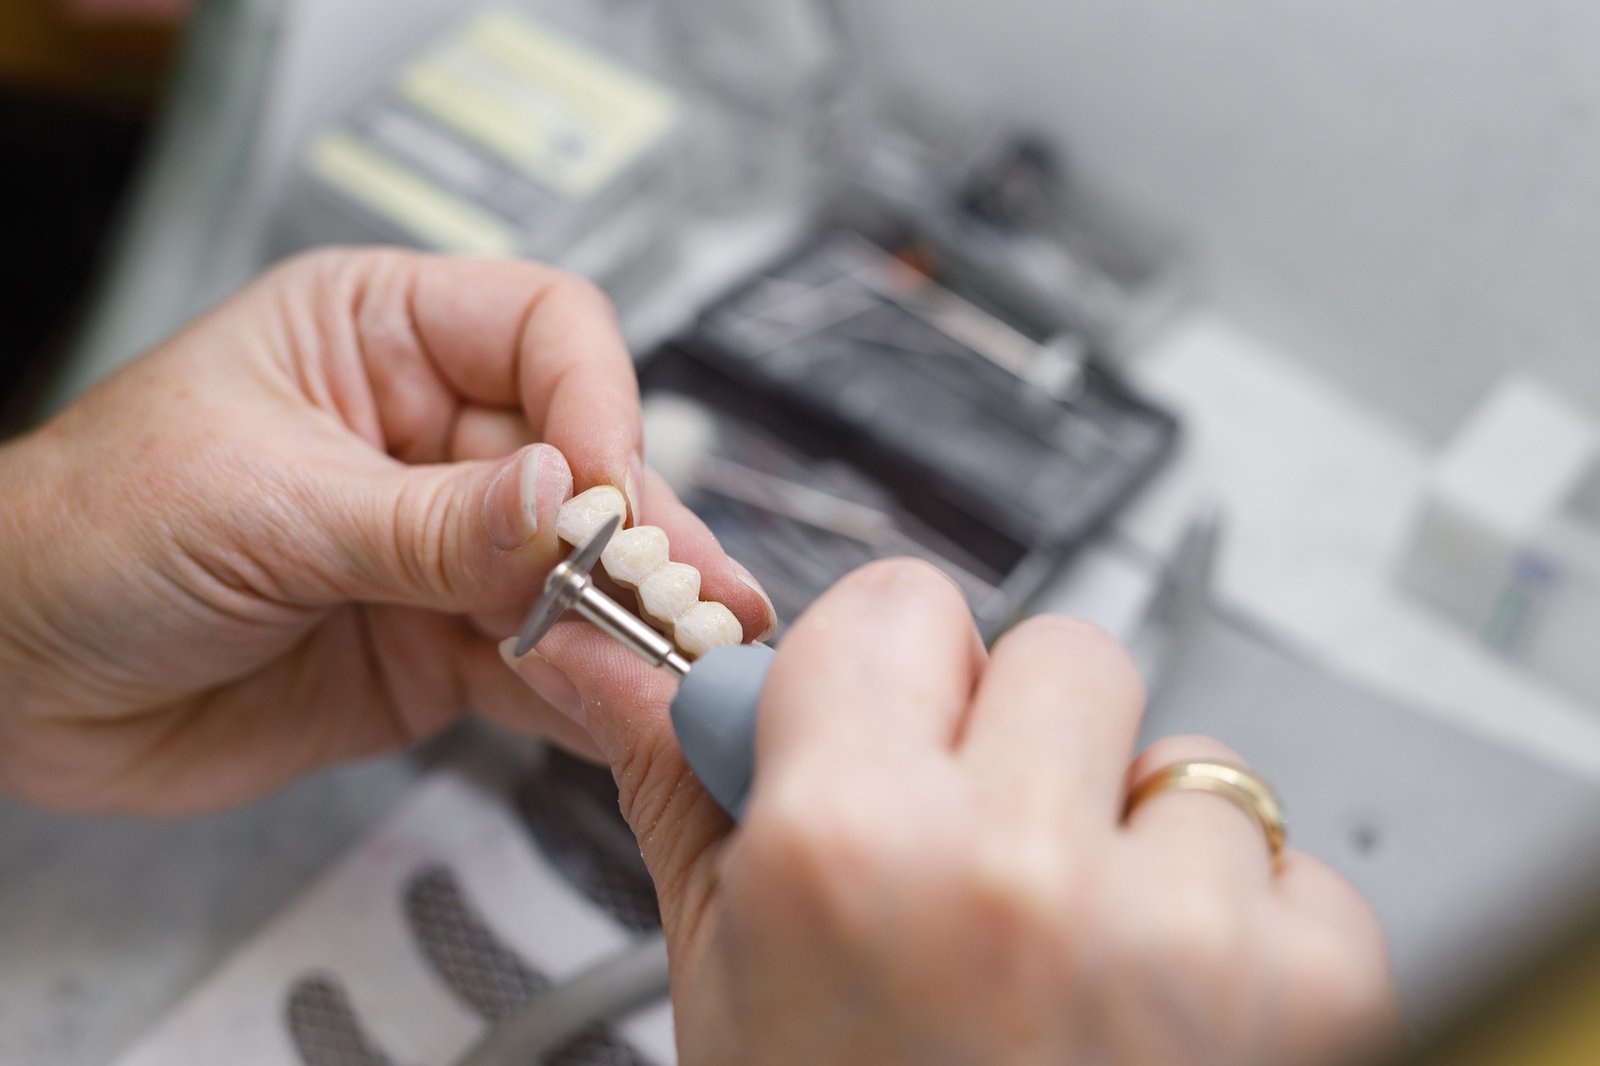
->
<box><xmin>308</xmin><ymin>132</ymin><xmax>517</xmax><ymax>257</ymax></box>
<box><xmin>400</xmin><ymin>10</ymin><xmax>677</xmax><ymax>198</ymax></box>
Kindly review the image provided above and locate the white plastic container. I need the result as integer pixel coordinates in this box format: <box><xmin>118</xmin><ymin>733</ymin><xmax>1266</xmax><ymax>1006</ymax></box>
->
<box><xmin>1398</xmin><ymin>376</ymin><xmax>1600</xmax><ymax>705</ymax></box>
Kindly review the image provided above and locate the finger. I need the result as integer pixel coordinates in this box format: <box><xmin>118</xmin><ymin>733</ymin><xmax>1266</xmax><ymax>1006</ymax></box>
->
<box><xmin>1271</xmin><ymin>856</ymin><xmax>1403</xmax><ymax>1057</ymax></box>
<box><xmin>450</xmin><ymin>407</ymin><xmax>535</xmax><ymax>462</ymax></box>
<box><xmin>462</xmin><ymin>637</ymin><xmax>602</xmax><ymax>761</ymax></box>
<box><xmin>324</xmin><ymin>442</ymin><xmax>573</xmax><ymax>613</ymax></box>
<box><xmin>296</xmin><ymin>251</ymin><xmax>641</xmax><ymax>507</ymax></box>
<box><xmin>499</xmin><ymin>624</ymin><xmax>732</xmax><ymax>940</ymax></box>
<box><xmin>756</xmin><ymin>559</ymin><xmax>986</xmax><ymax>783</ymax></box>
<box><xmin>511</xmin><ymin>277</ymin><xmax>642</xmax><ymax>516</ymax></box>
<box><xmin>402</xmin><ymin>254</ymin><xmax>641</xmax><ymax>507</ymax></box>
<box><xmin>1122</xmin><ymin>735</ymin><xmax>1280</xmax><ymax>881</ymax></box>
<box><xmin>500</xmin><ymin>623</ymin><xmax>678</xmax><ymax>766</ymax></box>
<box><xmin>636</xmin><ymin>466</ymin><xmax>777</xmax><ymax>642</ymax></box>
<box><xmin>1274</xmin><ymin>850</ymin><xmax>1387</xmax><ymax>939</ymax></box>
<box><xmin>959</xmin><ymin>616</ymin><xmax>1145</xmax><ymax>824</ymax></box>
<box><xmin>355</xmin><ymin>608</ymin><xmax>594</xmax><ymax>763</ymax></box>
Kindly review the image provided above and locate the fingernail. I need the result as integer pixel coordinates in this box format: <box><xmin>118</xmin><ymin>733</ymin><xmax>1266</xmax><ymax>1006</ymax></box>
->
<box><xmin>498</xmin><ymin>637</ymin><xmax>585</xmax><ymax>724</ymax></box>
<box><xmin>484</xmin><ymin>445</ymin><xmax>570</xmax><ymax>551</ymax></box>
<box><xmin>623</xmin><ymin>452</ymin><xmax>644</xmax><ymax>526</ymax></box>
<box><xmin>732</xmin><ymin>560</ymin><xmax>779</xmax><ymax>642</ymax></box>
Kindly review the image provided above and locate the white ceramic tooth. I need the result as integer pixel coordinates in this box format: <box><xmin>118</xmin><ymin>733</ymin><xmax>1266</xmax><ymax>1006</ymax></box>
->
<box><xmin>556</xmin><ymin>485</ymin><xmax>627</xmax><ymax>547</ymax></box>
<box><xmin>637</xmin><ymin>562</ymin><xmax>702</xmax><ymax>628</ymax></box>
<box><xmin>674</xmin><ymin>601</ymin><xmax>743</xmax><ymax>659</ymax></box>
<box><xmin>601</xmin><ymin>525</ymin><xmax>670</xmax><ymax>589</ymax></box>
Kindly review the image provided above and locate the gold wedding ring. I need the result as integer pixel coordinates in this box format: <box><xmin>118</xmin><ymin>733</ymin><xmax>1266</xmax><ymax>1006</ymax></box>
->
<box><xmin>1124</xmin><ymin>761</ymin><xmax>1287</xmax><ymax>863</ymax></box>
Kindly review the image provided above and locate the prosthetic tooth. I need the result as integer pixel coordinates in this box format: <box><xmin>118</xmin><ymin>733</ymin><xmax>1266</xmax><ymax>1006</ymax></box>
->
<box><xmin>552</xmin><ymin>487</ymin><xmax>749</xmax><ymax>655</ymax></box>
<box><xmin>637</xmin><ymin>562</ymin><xmax>701</xmax><ymax>629</ymax></box>
<box><xmin>601</xmin><ymin>525</ymin><xmax>670</xmax><ymax>589</ymax></box>
<box><xmin>556</xmin><ymin>485</ymin><xmax>628</xmax><ymax>547</ymax></box>
<box><xmin>673</xmin><ymin>601</ymin><xmax>743</xmax><ymax>659</ymax></box>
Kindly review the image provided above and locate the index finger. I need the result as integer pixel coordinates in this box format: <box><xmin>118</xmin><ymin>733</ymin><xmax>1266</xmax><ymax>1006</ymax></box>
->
<box><xmin>400</xmin><ymin>254</ymin><xmax>642</xmax><ymax>504</ymax></box>
<box><xmin>755</xmin><ymin>559</ymin><xmax>986</xmax><ymax>785</ymax></box>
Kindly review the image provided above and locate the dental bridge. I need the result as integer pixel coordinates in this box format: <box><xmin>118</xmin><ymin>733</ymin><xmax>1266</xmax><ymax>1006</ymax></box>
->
<box><xmin>515</xmin><ymin>509</ymin><xmax>775</xmax><ymax>819</ymax></box>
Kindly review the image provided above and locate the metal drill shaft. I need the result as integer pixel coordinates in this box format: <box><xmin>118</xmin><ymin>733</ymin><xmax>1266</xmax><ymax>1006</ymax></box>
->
<box><xmin>514</xmin><ymin>515</ymin><xmax>690</xmax><ymax>677</ymax></box>
<box><xmin>565</xmin><ymin>567</ymin><xmax>692</xmax><ymax>677</ymax></box>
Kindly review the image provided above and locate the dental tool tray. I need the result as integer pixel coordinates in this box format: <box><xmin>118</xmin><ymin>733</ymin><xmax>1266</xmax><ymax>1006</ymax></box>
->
<box><xmin>639</xmin><ymin>228</ymin><xmax>1178</xmax><ymax>638</ymax></box>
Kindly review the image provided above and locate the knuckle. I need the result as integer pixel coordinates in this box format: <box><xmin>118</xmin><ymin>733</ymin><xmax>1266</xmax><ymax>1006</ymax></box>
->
<box><xmin>546</xmin><ymin>273</ymin><xmax>615</xmax><ymax>318</ymax></box>
<box><xmin>719</xmin><ymin>795</ymin><xmax>888</xmax><ymax>971</ymax></box>
<box><xmin>263</xmin><ymin>247</ymin><xmax>331</xmax><ymax>282</ymax></box>
<box><xmin>389</xmin><ymin>473</ymin><xmax>463</xmax><ymax>601</ymax></box>
<box><xmin>999</xmin><ymin>615</ymin><xmax>1127</xmax><ymax>668</ymax></box>
<box><xmin>994</xmin><ymin>615</ymin><xmax>1145</xmax><ymax>701</ymax></box>
<box><xmin>611</xmin><ymin>723</ymin><xmax>689</xmax><ymax>839</ymax></box>
<box><xmin>267</xmin><ymin>245</ymin><xmax>371</xmax><ymax>286</ymax></box>
<box><xmin>1006</xmin><ymin>614</ymin><xmax>1115</xmax><ymax>649</ymax></box>
<box><xmin>963</xmin><ymin>848</ymin><xmax>1076</xmax><ymax>951</ymax></box>
<box><xmin>739</xmin><ymin>778</ymin><xmax>884</xmax><ymax>913</ymax></box>
<box><xmin>842</xmin><ymin>557</ymin><xmax>968</xmax><ymax>613</ymax></box>
<box><xmin>263</xmin><ymin>248</ymin><xmax>416</xmax><ymax>339</ymax></box>
<box><xmin>1289</xmin><ymin>925</ymin><xmax>1396</xmax><ymax>1025</ymax></box>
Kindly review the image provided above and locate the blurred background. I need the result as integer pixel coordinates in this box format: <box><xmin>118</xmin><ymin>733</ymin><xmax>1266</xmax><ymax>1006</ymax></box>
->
<box><xmin>3</xmin><ymin>2</ymin><xmax>1600</xmax><ymax>1064</ymax></box>
<box><xmin>0</xmin><ymin>0</ymin><xmax>182</xmax><ymax>431</ymax></box>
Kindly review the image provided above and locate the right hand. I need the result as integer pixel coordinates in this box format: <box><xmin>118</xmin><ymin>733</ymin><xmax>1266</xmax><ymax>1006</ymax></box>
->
<box><xmin>511</xmin><ymin>559</ymin><xmax>1400</xmax><ymax>1065</ymax></box>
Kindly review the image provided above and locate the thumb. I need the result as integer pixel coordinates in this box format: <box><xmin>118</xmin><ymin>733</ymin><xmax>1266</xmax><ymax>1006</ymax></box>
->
<box><xmin>331</xmin><ymin>443</ymin><xmax>576</xmax><ymax>614</ymax></box>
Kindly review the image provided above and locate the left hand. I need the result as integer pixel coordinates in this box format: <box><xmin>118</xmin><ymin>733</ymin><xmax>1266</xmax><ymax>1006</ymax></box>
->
<box><xmin>0</xmin><ymin>249</ymin><xmax>773</xmax><ymax>813</ymax></box>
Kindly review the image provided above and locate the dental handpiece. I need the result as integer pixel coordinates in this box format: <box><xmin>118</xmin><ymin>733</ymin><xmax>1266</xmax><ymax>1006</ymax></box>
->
<box><xmin>514</xmin><ymin>515</ymin><xmax>774</xmax><ymax>819</ymax></box>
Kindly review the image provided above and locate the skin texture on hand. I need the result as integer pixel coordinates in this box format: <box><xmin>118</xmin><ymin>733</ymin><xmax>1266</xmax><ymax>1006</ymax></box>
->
<box><xmin>509</xmin><ymin>559</ymin><xmax>1402</xmax><ymax>1066</ymax></box>
<box><xmin>0</xmin><ymin>249</ymin><xmax>772</xmax><ymax>813</ymax></box>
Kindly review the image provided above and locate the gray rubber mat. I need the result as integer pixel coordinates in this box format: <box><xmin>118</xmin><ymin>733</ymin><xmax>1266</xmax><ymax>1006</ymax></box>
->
<box><xmin>514</xmin><ymin>752</ymin><xmax>661</xmax><ymax>933</ymax></box>
<box><xmin>402</xmin><ymin>865</ymin><xmax>654</xmax><ymax>1066</ymax></box>
<box><xmin>285</xmin><ymin>975</ymin><xmax>398</xmax><ymax>1066</ymax></box>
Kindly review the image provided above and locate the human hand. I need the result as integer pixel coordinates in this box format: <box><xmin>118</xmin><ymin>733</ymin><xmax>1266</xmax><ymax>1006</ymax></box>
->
<box><xmin>0</xmin><ymin>249</ymin><xmax>773</xmax><ymax>813</ymax></box>
<box><xmin>511</xmin><ymin>559</ymin><xmax>1399</xmax><ymax>1066</ymax></box>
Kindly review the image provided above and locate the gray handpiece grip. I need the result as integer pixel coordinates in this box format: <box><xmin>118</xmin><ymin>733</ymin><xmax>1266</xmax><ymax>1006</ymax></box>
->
<box><xmin>670</xmin><ymin>642</ymin><xmax>776</xmax><ymax>819</ymax></box>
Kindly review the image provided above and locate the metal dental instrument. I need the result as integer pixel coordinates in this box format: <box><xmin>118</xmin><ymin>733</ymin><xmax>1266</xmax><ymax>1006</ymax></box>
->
<box><xmin>513</xmin><ymin>514</ymin><xmax>690</xmax><ymax>673</ymax></box>
<box><xmin>1124</xmin><ymin>506</ymin><xmax>1222</xmax><ymax>706</ymax></box>
<box><xmin>514</xmin><ymin>514</ymin><xmax>776</xmax><ymax>818</ymax></box>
